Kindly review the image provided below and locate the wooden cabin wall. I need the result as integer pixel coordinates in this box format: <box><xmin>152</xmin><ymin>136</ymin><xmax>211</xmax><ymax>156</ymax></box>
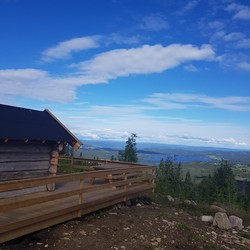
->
<box><xmin>0</xmin><ymin>143</ymin><xmax>51</xmax><ymax>181</ymax></box>
<box><xmin>0</xmin><ymin>142</ymin><xmax>52</xmax><ymax>198</ymax></box>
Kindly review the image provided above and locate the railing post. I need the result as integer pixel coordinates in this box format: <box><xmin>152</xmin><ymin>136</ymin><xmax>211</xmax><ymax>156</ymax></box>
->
<box><xmin>78</xmin><ymin>179</ymin><xmax>84</xmax><ymax>217</ymax></box>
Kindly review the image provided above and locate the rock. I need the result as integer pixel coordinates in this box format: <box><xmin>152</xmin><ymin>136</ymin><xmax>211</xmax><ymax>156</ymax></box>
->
<box><xmin>80</xmin><ymin>230</ymin><xmax>87</xmax><ymax>236</ymax></box>
<box><xmin>167</xmin><ymin>195</ymin><xmax>175</xmax><ymax>202</ymax></box>
<box><xmin>229</xmin><ymin>215</ymin><xmax>243</xmax><ymax>230</ymax></box>
<box><xmin>210</xmin><ymin>205</ymin><xmax>226</xmax><ymax>213</ymax></box>
<box><xmin>213</xmin><ymin>212</ymin><xmax>232</xmax><ymax>230</ymax></box>
<box><xmin>184</xmin><ymin>200</ymin><xmax>197</xmax><ymax>206</ymax></box>
<box><xmin>201</xmin><ymin>215</ymin><xmax>214</xmax><ymax>223</ymax></box>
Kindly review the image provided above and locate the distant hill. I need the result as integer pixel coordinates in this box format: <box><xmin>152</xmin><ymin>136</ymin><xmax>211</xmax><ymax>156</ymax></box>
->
<box><xmin>78</xmin><ymin>140</ymin><xmax>250</xmax><ymax>165</ymax></box>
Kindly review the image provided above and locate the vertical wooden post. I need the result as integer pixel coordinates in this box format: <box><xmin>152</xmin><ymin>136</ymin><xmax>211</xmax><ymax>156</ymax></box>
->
<box><xmin>47</xmin><ymin>149</ymin><xmax>59</xmax><ymax>191</ymax></box>
<box><xmin>70</xmin><ymin>157</ymin><xmax>74</xmax><ymax>169</ymax></box>
<box><xmin>78</xmin><ymin>179</ymin><xmax>84</xmax><ymax>217</ymax></box>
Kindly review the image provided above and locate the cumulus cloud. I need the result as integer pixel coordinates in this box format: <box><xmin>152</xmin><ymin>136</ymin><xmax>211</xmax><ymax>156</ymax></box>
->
<box><xmin>226</xmin><ymin>3</ymin><xmax>250</xmax><ymax>20</ymax></box>
<box><xmin>76</xmin><ymin>44</ymin><xmax>215</xmax><ymax>80</ymax></box>
<box><xmin>41</xmin><ymin>36</ymin><xmax>101</xmax><ymax>62</ymax></box>
<box><xmin>138</xmin><ymin>14</ymin><xmax>169</xmax><ymax>32</ymax></box>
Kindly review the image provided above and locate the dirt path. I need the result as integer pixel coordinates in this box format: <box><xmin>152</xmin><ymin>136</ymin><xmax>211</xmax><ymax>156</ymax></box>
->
<box><xmin>0</xmin><ymin>199</ymin><xmax>248</xmax><ymax>250</ymax></box>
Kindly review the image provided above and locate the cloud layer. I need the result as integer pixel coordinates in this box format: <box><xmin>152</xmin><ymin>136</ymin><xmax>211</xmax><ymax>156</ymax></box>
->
<box><xmin>0</xmin><ymin>43</ymin><xmax>215</xmax><ymax>102</ymax></box>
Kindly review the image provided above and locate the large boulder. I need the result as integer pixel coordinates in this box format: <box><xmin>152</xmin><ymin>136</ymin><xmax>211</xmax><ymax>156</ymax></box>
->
<box><xmin>213</xmin><ymin>212</ymin><xmax>232</xmax><ymax>230</ymax></box>
<box><xmin>229</xmin><ymin>215</ymin><xmax>243</xmax><ymax>230</ymax></box>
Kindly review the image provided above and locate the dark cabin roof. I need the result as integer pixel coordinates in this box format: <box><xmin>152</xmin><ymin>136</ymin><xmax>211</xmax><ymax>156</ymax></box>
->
<box><xmin>0</xmin><ymin>104</ymin><xmax>81</xmax><ymax>149</ymax></box>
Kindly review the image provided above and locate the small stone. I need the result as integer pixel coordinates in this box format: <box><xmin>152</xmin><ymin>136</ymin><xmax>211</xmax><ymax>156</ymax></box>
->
<box><xmin>36</xmin><ymin>242</ymin><xmax>43</xmax><ymax>245</ymax></box>
<box><xmin>109</xmin><ymin>212</ymin><xmax>118</xmax><ymax>215</ymax></box>
<box><xmin>201</xmin><ymin>215</ymin><xmax>214</xmax><ymax>223</ymax></box>
<box><xmin>63</xmin><ymin>233</ymin><xmax>70</xmax><ymax>236</ymax></box>
<box><xmin>44</xmin><ymin>244</ymin><xmax>49</xmax><ymax>248</ymax></box>
<box><xmin>167</xmin><ymin>195</ymin><xmax>175</xmax><ymax>202</ymax></box>
<box><xmin>139</xmin><ymin>235</ymin><xmax>145</xmax><ymax>240</ymax></box>
<box><xmin>151</xmin><ymin>242</ymin><xmax>158</xmax><ymax>246</ymax></box>
<box><xmin>80</xmin><ymin>230</ymin><xmax>87</xmax><ymax>236</ymax></box>
<box><xmin>123</xmin><ymin>227</ymin><xmax>130</xmax><ymax>230</ymax></box>
<box><xmin>171</xmin><ymin>240</ymin><xmax>175</xmax><ymax>244</ymax></box>
<box><xmin>63</xmin><ymin>237</ymin><xmax>70</xmax><ymax>240</ymax></box>
<box><xmin>136</xmin><ymin>203</ymin><xmax>142</xmax><ymax>207</ymax></box>
<box><xmin>120</xmin><ymin>246</ymin><xmax>126</xmax><ymax>250</ymax></box>
<box><xmin>156</xmin><ymin>237</ymin><xmax>161</xmax><ymax>243</ymax></box>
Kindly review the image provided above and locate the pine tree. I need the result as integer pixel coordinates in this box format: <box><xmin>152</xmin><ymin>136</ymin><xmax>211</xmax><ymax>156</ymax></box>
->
<box><xmin>118</xmin><ymin>133</ymin><xmax>138</xmax><ymax>162</ymax></box>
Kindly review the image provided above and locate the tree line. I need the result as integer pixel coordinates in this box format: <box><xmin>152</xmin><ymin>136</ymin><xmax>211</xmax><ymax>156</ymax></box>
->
<box><xmin>156</xmin><ymin>158</ymin><xmax>250</xmax><ymax>211</ymax></box>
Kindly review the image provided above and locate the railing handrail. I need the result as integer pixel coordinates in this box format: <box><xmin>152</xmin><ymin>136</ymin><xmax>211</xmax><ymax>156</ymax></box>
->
<box><xmin>59</xmin><ymin>156</ymin><xmax>156</xmax><ymax>167</ymax></box>
<box><xmin>0</xmin><ymin>165</ymin><xmax>155</xmax><ymax>192</ymax></box>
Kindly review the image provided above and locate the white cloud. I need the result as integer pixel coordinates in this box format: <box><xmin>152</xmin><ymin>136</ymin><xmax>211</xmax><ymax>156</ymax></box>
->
<box><xmin>76</xmin><ymin>44</ymin><xmax>215</xmax><ymax>79</ymax></box>
<box><xmin>238</xmin><ymin>62</ymin><xmax>250</xmax><ymax>71</ymax></box>
<box><xmin>226</xmin><ymin>3</ymin><xmax>250</xmax><ymax>20</ymax></box>
<box><xmin>208</xmin><ymin>21</ymin><xmax>225</xmax><ymax>31</ymax></box>
<box><xmin>138</xmin><ymin>14</ymin><xmax>169</xmax><ymax>32</ymax></box>
<box><xmin>41</xmin><ymin>36</ymin><xmax>101</xmax><ymax>62</ymax></box>
<box><xmin>210</xmin><ymin>31</ymin><xmax>226</xmax><ymax>43</ymax></box>
<box><xmin>55</xmin><ymin>102</ymin><xmax>250</xmax><ymax>149</ymax></box>
<box><xmin>236</xmin><ymin>38</ymin><xmax>250</xmax><ymax>48</ymax></box>
<box><xmin>184</xmin><ymin>64</ymin><xmax>198</xmax><ymax>72</ymax></box>
<box><xmin>142</xmin><ymin>93</ymin><xmax>250</xmax><ymax>112</ymax></box>
<box><xmin>0</xmin><ymin>68</ymin><xmax>103</xmax><ymax>102</ymax></box>
<box><xmin>1</xmin><ymin>44</ymin><xmax>215</xmax><ymax>102</ymax></box>
<box><xmin>177</xmin><ymin>0</ymin><xmax>200</xmax><ymax>15</ymax></box>
<box><xmin>224</xmin><ymin>32</ymin><xmax>245</xmax><ymax>41</ymax></box>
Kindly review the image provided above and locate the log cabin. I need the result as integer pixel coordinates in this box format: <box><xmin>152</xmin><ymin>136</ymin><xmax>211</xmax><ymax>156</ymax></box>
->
<box><xmin>0</xmin><ymin>104</ymin><xmax>81</xmax><ymax>197</ymax></box>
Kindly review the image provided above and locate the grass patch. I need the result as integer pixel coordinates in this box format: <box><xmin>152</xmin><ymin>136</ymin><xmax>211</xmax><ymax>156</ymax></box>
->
<box><xmin>177</xmin><ymin>223</ymin><xmax>190</xmax><ymax>231</ymax></box>
<box><xmin>204</xmin><ymin>243</ymin><xmax>217</xmax><ymax>250</ymax></box>
<box><xmin>57</xmin><ymin>165</ymin><xmax>90</xmax><ymax>174</ymax></box>
<box><xmin>239</xmin><ymin>232</ymin><xmax>250</xmax><ymax>240</ymax></box>
<box><xmin>192</xmin><ymin>234</ymin><xmax>205</xmax><ymax>242</ymax></box>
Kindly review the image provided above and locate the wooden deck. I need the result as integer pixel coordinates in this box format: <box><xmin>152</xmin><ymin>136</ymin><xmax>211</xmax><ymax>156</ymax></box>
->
<box><xmin>0</xmin><ymin>161</ymin><xmax>155</xmax><ymax>243</ymax></box>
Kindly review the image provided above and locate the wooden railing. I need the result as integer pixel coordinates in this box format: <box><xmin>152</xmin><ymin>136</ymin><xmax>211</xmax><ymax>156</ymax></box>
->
<box><xmin>0</xmin><ymin>164</ymin><xmax>155</xmax><ymax>243</ymax></box>
<box><xmin>58</xmin><ymin>156</ymin><xmax>151</xmax><ymax>170</ymax></box>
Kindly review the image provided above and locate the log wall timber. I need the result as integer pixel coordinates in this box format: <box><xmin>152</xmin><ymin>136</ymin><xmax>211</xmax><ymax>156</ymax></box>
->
<box><xmin>0</xmin><ymin>142</ymin><xmax>55</xmax><ymax>198</ymax></box>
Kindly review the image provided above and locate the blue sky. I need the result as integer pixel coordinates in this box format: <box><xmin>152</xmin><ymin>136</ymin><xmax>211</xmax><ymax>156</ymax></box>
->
<box><xmin>0</xmin><ymin>0</ymin><xmax>250</xmax><ymax>149</ymax></box>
